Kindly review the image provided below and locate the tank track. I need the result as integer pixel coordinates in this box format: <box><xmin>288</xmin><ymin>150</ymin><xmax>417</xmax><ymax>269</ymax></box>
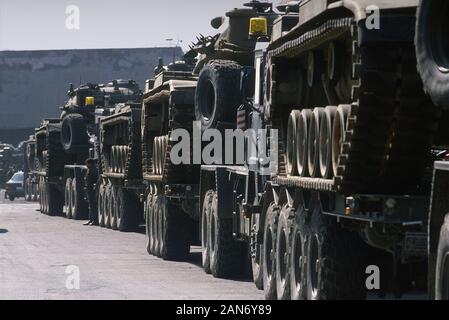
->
<box><xmin>100</xmin><ymin>109</ymin><xmax>142</xmax><ymax>183</ymax></box>
<box><xmin>142</xmin><ymin>90</ymin><xmax>199</xmax><ymax>185</ymax></box>
<box><xmin>268</xmin><ymin>17</ymin><xmax>439</xmax><ymax>195</ymax></box>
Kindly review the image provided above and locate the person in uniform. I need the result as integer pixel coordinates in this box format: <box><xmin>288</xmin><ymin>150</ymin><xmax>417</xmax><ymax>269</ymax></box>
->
<box><xmin>84</xmin><ymin>159</ymin><xmax>99</xmax><ymax>226</ymax></box>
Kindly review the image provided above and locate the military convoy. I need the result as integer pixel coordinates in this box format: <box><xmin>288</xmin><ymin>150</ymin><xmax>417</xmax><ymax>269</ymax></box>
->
<box><xmin>22</xmin><ymin>0</ymin><xmax>449</xmax><ymax>300</ymax></box>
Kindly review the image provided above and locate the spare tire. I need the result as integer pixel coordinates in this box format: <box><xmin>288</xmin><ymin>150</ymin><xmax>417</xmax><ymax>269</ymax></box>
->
<box><xmin>415</xmin><ymin>0</ymin><xmax>449</xmax><ymax>109</ymax></box>
<box><xmin>61</xmin><ymin>114</ymin><xmax>89</xmax><ymax>153</ymax></box>
<box><xmin>195</xmin><ymin>60</ymin><xmax>243</xmax><ymax>131</ymax></box>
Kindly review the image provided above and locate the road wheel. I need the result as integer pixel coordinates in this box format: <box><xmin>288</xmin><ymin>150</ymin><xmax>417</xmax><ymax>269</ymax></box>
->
<box><xmin>61</xmin><ymin>114</ymin><xmax>89</xmax><ymax>153</ymax></box>
<box><xmin>307</xmin><ymin>108</ymin><xmax>324</xmax><ymax>178</ymax></box>
<box><xmin>65</xmin><ymin>178</ymin><xmax>73</xmax><ymax>219</ymax></box>
<box><xmin>251</xmin><ymin>213</ymin><xmax>264</xmax><ymax>290</ymax></box>
<box><xmin>319</xmin><ymin>106</ymin><xmax>337</xmax><ymax>178</ymax></box>
<box><xmin>38</xmin><ymin>179</ymin><xmax>43</xmax><ymax>212</ymax></box>
<box><xmin>152</xmin><ymin>195</ymin><xmax>161</xmax><ymax>257</ymax></box>
<box><xmin>98</xmin><ymin>183</ymin><xmax>105</xmax><ymax>227</ymax></box>
<box><xmin>290</xmin><ymin>197</ymin><xmax>309</xmax><ymax>300</ymax></box>
<box><xmin>276</xmin><ymin>206</ymin><xmax>292</xmax><ymax>300</ymax></box>
<box><xmin>111</xmin><ymin>186</ymin><xmax>118</xmax><ymax>230</ymax></box>
<box><xmin>9</xmin><ymin>195</ymin><xmax>15</xmax><ymax>201</ymax></box>
<box><xmin>159</xmin><ymin>196</ymin><xmax>191</xmax><ymax>261</ymax></box>
<box><xmin>307</xmin><ymin>197</ymin><xmax>366</xmax><ymax>300</ymax></box>
<box><xmin>286</xmin><ymin>110</ymin><xmax>300</xmax><ymax>176</ymax></box>
<box><xmin>145</xmin><ymin>193</ymin><xmax>154</xmax><ymax>255</ymax></box>
<box><xmin>209</xmin><ymin>190</ymin><xmax>242</xmax><ymax>278</ymax></box>
<box><xmin>201</xmin><ymin>191</ymin><xmax>214</xmax><ymax>273</ymax></box>
<box><xmin>415</xmin><ymin>0</ymin><xmax>449</xmax><ymax>108</ymax></box>
<box><xmin>71</xmin><ymin>178</ymin><xmax>88</xmax><ymax>220</ymax></box>
<box><xmin>195</xmin><ymin>60</ymin><xmax>243</xmax><ymax>131</ymax></box>
<box><xmin>47</xmin><ymin>182</ymin><xmax>63</xmax><ymax>217</ymax></box>
<box><xmin>436</xmin><ymin>214</ymin><xmax>449</xmax><ymax>300</ymax></box>
<box><xmin>263</xmin><ymin>202</ymin><xmax>280</xmax><ymax>300</ymax></box>
<box><xmin>24</xmin><ymin>178</ymin><xmax>30</xmax><ymax>201</ymax></box>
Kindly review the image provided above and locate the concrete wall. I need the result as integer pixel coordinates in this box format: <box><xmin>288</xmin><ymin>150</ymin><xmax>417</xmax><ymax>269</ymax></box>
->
<box><xmin>0</xmin><ymin>47</ymin><xmax>182</xmax><ymax>145</ymax></box>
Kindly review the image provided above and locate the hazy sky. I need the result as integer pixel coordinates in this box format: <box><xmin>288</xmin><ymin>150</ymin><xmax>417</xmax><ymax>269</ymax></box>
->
<box><xmin>0</xmin><ymin>0</ymin><xmax>249</xmax><ymax>51</ymax></box>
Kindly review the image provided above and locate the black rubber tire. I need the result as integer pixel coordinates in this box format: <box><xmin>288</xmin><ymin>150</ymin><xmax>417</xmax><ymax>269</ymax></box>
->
<box><xmin>145</xmin><ymin>193</ymin><xmax>154</xmax><ymax>255</ymax></box>
<box><xmin>195</xmin><ymin>60</ymin><xmax>243</xmax><ymax>131</ymax></box>
<box><xmin>65</xmin><ymin>178</ymin><xmax>73</xmax><ymax>219</ymax></box>
<box><xmin>307</xmin><ymin>199</ymin><xmax>367</xmax><ymax>300</ymax></box>
<box><xmin>98</xmin><ymin>183</ymin><xmax>105</xmax><ymax>227</ymax></box>
<box><xmin>153</xmin><ymin>195</ymin><xmax>162</xmax><ymax>257</ymax></box>
<box><xmin>251</xmin><ymin>214</ymin><xmax>264</xmax><ymax>290</ymax></box>
<box><xmin>149</xmin><ymin>194</ymin><xmax>157</xmax><ymax>255</ymax></box>
<box><xmin>117</xmin><ymin>188</ymin><xmax>140</xmax><ymax>232</ymax></box>
<box><xmin>61</xmin><ymin>114</ymin><xmax>89</xmax><ymax>153</ymax></box>
<box><xmin>415</xmin><ymin>0</ymin><xmax>449</xmax><ymax>109</ymax></box>
<box><xmin>24</xmin><ymin>178</ymin><xmax>31</xmax><ymax>201</ymax></box>
<box><xmin>111</xmin><ymin>186</ymin><xmax>118</xmax><ymax>230</ymax></box>
<box><xmin>263</xmin><ymin>203</ymin><xmax>280</xmax><ymax>300</ymax></box>
<box><xmin>106</xmin><ymin>185</ymin><xmax>113</xmax><ymax>229</ymax></box>
<box><xmin>47</xmin><ymin>182</ymin><xmax>63</xmax><ymax>217</ymax></box>
<box><xmin>159</xmin><ymin>196</ymin><xmax>191</xmax><ymax>261</ymax></box>
<box><xmin>9</xmin><ymin>195</ymin><xmax>15</xmax><ymax>202</ymax></box>
<box><xmin>209</xmin><ymin>191</ymin><xmax>243</xmax><ymax>278</ymax></box>
<box><xmin>290</xmin><ymin>198</ymin><xmax>309</xmax><ymax>300</ymax></box>
<box><xmin>201</xmin><ymin>191</ymin><xmax>214</xmax><ymax>273</ymax></box>
<box><xmin>276</xmin><ymin>206</ymin><xmax>292</xmax><ymax>300</ymax></box>
<box><xmin>71</xmin><ymin>178</ymin><xmax>88</xmax><ymax>220</ymax></box>
<box><xmin>436</xmin><ymin>214</ymin><xmax>449</xmax><ymax>300</ymax></box>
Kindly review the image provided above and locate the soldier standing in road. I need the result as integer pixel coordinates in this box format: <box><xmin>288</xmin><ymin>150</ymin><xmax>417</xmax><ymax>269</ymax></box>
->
<box><xmin>84</xmin><ymin>159</ymin><xmax>99</xmax><ymax>226</ymax></box>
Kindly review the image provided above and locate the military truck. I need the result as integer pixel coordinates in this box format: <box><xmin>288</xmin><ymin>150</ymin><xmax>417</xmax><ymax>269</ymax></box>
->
<box><xmin>194</xmin><ymin>0</ymin><xmax>448</xmax><ymax>300</ymax></box>
<box><xmin>23</xmin><ymin>136</ymin><xmax>39</xmax><ymax>202</ymax></box>
<box><xmin>35</xmin><ymin>80</ymin><xmax>142</xmax><ymax>218</ymax></box>
<box><xmin>414</xmin><ymin>0</ymin><xmax>449</xmax><ymax>300</ymax></box>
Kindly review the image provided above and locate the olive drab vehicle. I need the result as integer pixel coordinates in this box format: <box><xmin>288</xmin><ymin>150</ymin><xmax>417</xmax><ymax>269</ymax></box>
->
<box><xmin>195</xmin><ymin>0</ymin><xmax>449</xmax><ymax>300</ymax></box>
<box><xmin>35</xmin><ymin>80</ymin><xmax>142</xmax><ymax>218</ymax></box>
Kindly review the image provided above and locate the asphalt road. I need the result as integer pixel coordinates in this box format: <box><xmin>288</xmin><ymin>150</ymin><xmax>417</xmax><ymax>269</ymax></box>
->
<box><xmin>0</xmin><ymin>190</ymin><xmax>427</xmax><ymax>300</ymax></box>
<box><xmin>0</xmin><ymin>190</ymin><xmax>263</xmax><ymax>300</ymax></box>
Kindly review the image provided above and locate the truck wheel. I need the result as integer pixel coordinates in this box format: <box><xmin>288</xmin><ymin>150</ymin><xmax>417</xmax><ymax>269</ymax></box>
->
<box><xmin>61</xmin><ymin>114</ymin><xmax>89</xmax><ymax>153</ymax></box>
<box><xmin>436</xmin><ymin>214</ymin><xmax>449</xmax><ymax>300</ymax></box>
<box><xmin>152</xmin><ymin>195</ymin><xmax>161</xmax><ymax>257</ymax></box>
<box><xmin>42</xmin><ymin>182</ymin><xmax>48</xmax><ymax>214</ymax></box>
<box><xmin>415</xmin><ymin>0</ymin><xmax>449</xmax><ymax>109</ymax></box>
<box><xmin>263</xmin><ymin>203</ymin><xmax>280</xmax><ymax>300</ymax></box>
<box><xmin>195</xmin><ymin>60</ymin><xmax>242</xmax><ymax>131</ymax></box>
<box><xmin>64</xmin><ymin>178</ymin><xmax>73</xmax><ymax>219</ymax></box>
<box><xmin>24</xmin><ymin>178</ymin><xmax>30</xmax><ymax>201</ymax></box>
<box><xmin>145</xmin><ymin>193</ymin><xmax>154</xmax><ymax>255</ymax></box>
<box><xmin>290</xmin><ymin>202</ymin><xmax>309</xmax><ymax>300</ymax></box>
<box><xmin>38</xmin><ymin>180</ymin><xmax>43</xmax><ymax>212</ymax></box>
<box><xmin>110</xmin><ymin>186</ymin><xmax>118</xmax><ymax>230</ymax></box>
<box><xmin>71</xmin><ymin>178</ymin><xmax>88</xmax><ymax>220</ymax></box>
<box><xmin>209</xmin><ymin>191</ymin><xmax>242</xmax><ymax>278</ymax></box>
<box><xmin>150</xmin><ymin>194</ymin><xmax>157</xmax><ymax>255</ymax></box>
<box><xmin>276</xmin><ymin>206</ymin><xmax>292</xmax><ymax>300</ymax></box>
<box><xmin>159</xmin><ymin>196</ymin><xmax>191</xmax><ymax>261</ymax></box>
<box><xmin>106</xmin><ymin>186</ymin><xmax>114</xmax><ymax>229</ymax></box>
<box><xmin>307</xmin><ymin>199</ymin><xmax>366</xmax><ymax>300</ymax></box>
<box><xmin>117</xmin><ymin>188</ymin><xmax>140</xmax><ymax>232</ymax></box>
<box><xmin>98</xmin><ymin>184</ymin><xmax>105</xmax><ymax>227</ymax></box>
<box><xmin>201</xmin><ymin>191</ymin><xmax>214</xmax><ymax>273</ymax></box>
<box><xmin>47</xmin><ymin>182</ymin><xmax>63</xmax><ymax>217</ymax></box>
<box><xmin>251</xmin><ymin>214</ymin><xmax>264</xmax><ymax>290</ymax></box>
<box><xmin>9</xmin><ymin>195</ymin><xmax>15</xmax><ymax>202</ymax></box>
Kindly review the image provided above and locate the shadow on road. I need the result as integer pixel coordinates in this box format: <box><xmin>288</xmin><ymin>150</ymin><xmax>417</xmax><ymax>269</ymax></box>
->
<box><xmin>0</xmin><ymin>229</ymin><xmax>8</xmax><ymax>234</ymax></box>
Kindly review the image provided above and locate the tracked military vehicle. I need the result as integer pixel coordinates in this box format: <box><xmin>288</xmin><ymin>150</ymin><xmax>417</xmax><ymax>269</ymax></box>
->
<box><xmin>196</xmin><ymin>0</ymin><xmax>446</xmax><ymax>300</ymax></box>
<box><xmin>141</xmin><ymin>56</ymin><xmax>199</xmax><ymax>260</ymax></box>
<box><xmin>35</xmin><ymin>80</ymin><xmax>142</xmax><ymax>217</ymax></box>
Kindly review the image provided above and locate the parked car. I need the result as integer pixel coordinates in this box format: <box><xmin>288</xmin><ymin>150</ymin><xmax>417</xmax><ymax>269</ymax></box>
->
<box><xmin>5</xmin><ymin>171</ymin><xmax>25</xmax><ymax>201</ymax></box>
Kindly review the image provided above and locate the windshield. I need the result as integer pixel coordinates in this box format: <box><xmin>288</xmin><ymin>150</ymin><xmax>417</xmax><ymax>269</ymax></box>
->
<box><xmin>10</xmin><ymin>172</ymin><xmax>24</xmax><ymax>183</ymax></box>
